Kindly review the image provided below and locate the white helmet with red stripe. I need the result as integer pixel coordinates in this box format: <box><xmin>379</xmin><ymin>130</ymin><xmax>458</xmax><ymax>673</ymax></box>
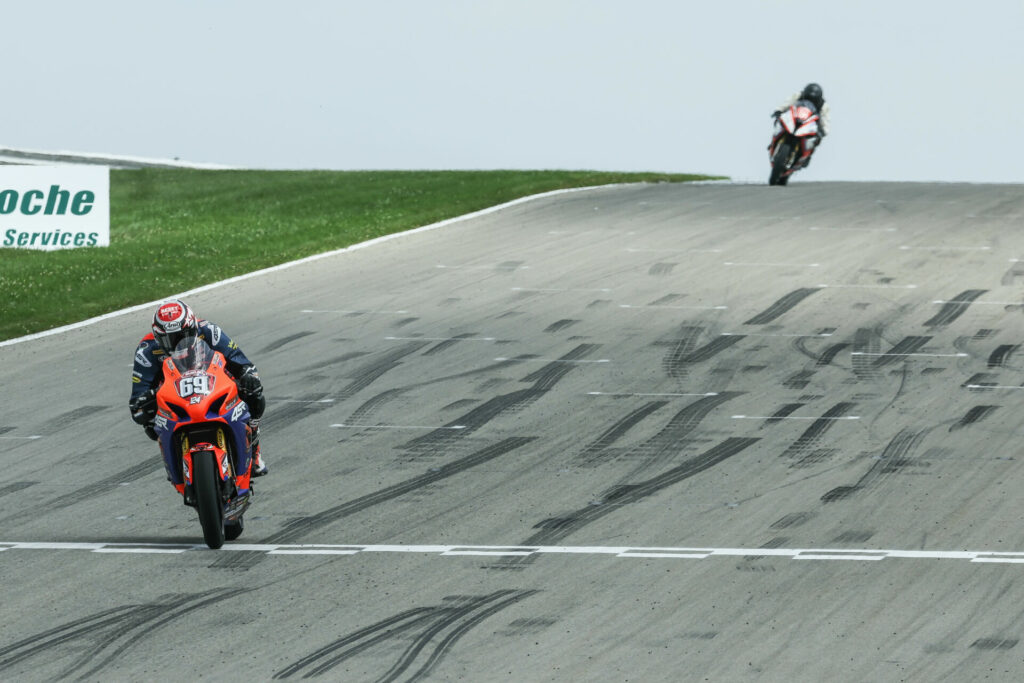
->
<box><xmin>152</xmin><ymin>299</ymin><xmax>199</xmax><ymax>353</ymax></box>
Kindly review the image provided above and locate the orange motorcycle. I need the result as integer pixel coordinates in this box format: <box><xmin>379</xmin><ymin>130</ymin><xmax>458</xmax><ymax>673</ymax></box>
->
<box><xmin>153</xmin><ymin>336</ymin><xmax>255</xmax><ymax>548</ymax></box>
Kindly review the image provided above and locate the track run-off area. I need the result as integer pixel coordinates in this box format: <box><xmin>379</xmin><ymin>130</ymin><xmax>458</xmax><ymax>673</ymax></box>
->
<box><xmin>3</xmin><ymin>181</ymin><xmax>1024</xmax><ymax>680</ymax></box>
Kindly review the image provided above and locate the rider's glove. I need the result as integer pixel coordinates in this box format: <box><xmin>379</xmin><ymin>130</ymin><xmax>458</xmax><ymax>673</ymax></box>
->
<box><xmin>771</xmin><ymin>110</ymin><xmax>782</xmax><ymax>119</ymax></box>
<box><xmin>239</xmin><ymin>366</ymin><xmax>263</xmax><ymax>401</ymax></box>
<box><xmin>129</xmin><ymin>388</ymin><xmax>157</xmax><ymax>425</ymax></box>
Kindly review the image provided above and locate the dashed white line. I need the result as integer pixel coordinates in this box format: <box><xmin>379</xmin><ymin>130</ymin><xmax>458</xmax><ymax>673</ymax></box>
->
<box><xmin>494</xmin><ymin>357</ymin><xmax>611</xmax><ymax>363</ymax></box>
<box><xmin>966</xmin><ymin>385</ymin><xmax>1024</xmax><ymax>390</ymax></box>
<box><xmin>619</xmin><ymin>304</ymin><xmax>728</xmax><ymax>310</ymax></box>
<box><xmin>624</xmin><ymin>248</ymin><xmax>723</xmax><ymax>253</ymax></box>
<box><xmin>731</xmin><ymin>415</ymin><xmax>861</xmax><ymax>421</ymax></box>
<box><xmin>899</xmin><ymin>246</ymin><xmax>991</xmax><ymax>251</ymax></box>
<box><xmin>277</xmin><ymin>399</ymin><xmax>336</xmax><ymax>404</ymax></box>
<box><xmin>724</xmin><ymin>262</ymin><xmax>821</xmax><ymax>267</ymax></box>
<box><xmin>6</xmin><ymin>541</ymin><xmax>1024</xmax><ymax>564</ymax></box>
<box><xmin>511</xmin><ymin>287</ymin><xmax>612</xmax><ymax>293</ymax></box>
<box><xmin>0</xmin><ymin>435</ymin><xmax>42</xmax><ymax>440</ymax></box>
<box><xmin>301</xmin><ymin>309</ymin><xmax>409</xmax><ymax>314</ymax></box>
<box><xmin>809</xmin><ymin>226</ymin><xmax>897</xmax><ymax>232</ymax></box>
<box><xmin>818</xmin><ymin>284</ymin><xmax>918</xmax><ymax>289</ymax></box>
<box><xmin>384</xmin><ymin>336</ymin><xmax>496</xmax><ymax>341</ymax></box>
<box><xmin>436</xmin><ymin>264</ymin><xmax>531</xmax><ymax>270</ymax></box>
<box><xmin>933</xmin><ymin>300</ymin><xmax>1021</xmax><ymax>306</ymax></box>
<box><xmin>330</xmin><ymin>424</ymin><xmax>468</xmax><ymax>430</ymax></box>
<box><xmin>851</xmin><ymin>352</ymin><xmax>968</xmax><ymax>358</ymax></box>
<box><xmin>721</xmin><ymin>332</ymin><xmax>833</xmax><ymax>338</ymax></box>
<box><xmin>587</xmin><ymin>392</ymin><xmax>719</xmax><ymax>397</ymax></box>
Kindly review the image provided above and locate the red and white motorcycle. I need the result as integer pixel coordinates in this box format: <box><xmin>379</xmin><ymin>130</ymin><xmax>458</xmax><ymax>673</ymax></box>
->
<box><xmin>767</xmin><ymin>101</ymin><xmax>821</xmax><ymax>185</ymax></box>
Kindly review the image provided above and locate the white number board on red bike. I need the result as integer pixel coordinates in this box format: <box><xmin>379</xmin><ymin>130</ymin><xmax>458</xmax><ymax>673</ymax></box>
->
<box><xmin>177</xmin><ymin>374</ymin><xmax>215</xmax><ymax>399</ymax></box>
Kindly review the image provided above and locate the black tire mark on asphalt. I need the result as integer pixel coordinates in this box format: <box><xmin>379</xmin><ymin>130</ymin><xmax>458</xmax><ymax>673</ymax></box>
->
<box><xmin>764</xmin><ymin>403</ymin><xmax>805</xmax><ymax>425</ymax></box>
<box><xmin>403</xmin><ymin>345</ymin><xmax>599</xmax><ymax>452</ymax></box>
<box><xmin>2</xmin><ymin>460</ymin><xmax>162</xmax><ymax>528</ymax></box>
<box><xmin>871</xmin><ymin>336</ymin><xmax>932</xmax><ymax>366</ymax></box>
<box><xmin>346</xmin><ymin>358</ymin><xmax>524</xmax><ymax>423</ymax></box>
<box><xmin>770</xmin><ymin>511</ymin><xmax>815</xmax><ymax>529</ymax></box>
<box><xmin>617</xmin><ymin>393</ymin><xmax>744</xmax><ymax>479</ymax></box>
<box><xmin>648</xmin><ymin>263</ymin><xmax>677</xmax><ymax>276</ymax></box>
<box><xmin>273</xmin><ymin>590</ymin><xmax>537</xmax><ymax>681</ymax></box>
<box><xmin>500</xmin><ymin>437</ymin><xmax>759</xmax><ymax>563</ymax></box>
<box><xmin>950</xmin><ymin>405</ymin><xmax>999</xmax><ymax>431</ymax></box>
<box><xmin>296</xmin><ymin>351</ymin><xmax>370</xmax><ymax>375</ymax></box>
<box><xmin>422</xmin><ymin>333</ymin><xmax>482</xmax><ymax>356</ymax></box>
<box><xmin>665</xmin><ymin>334</ymin><xmax>744</xmax><ymax>378</ymax></box>
<box><xmin>821</xmin><ymin>428</ymin><xmax>927</xmax><ymax>502</ymax></box>
<box><xmin>346</xmin><ymin>387</ymin><xmax>412</xmax><ymax>423</ymax></box>
<box><xmin>852</xmin><ymin>328</ymin><xmax>883</xmax><ymax>378</ymax></box>
<box><xmin>441</xmin><ymin>399</ymin><xmax>480</xmax><ymax>411</ymax></box>
<box><xmin>574</xmin><ymin>401</ymin><xmax>669</xmax><ymax>466</ymax></box>
<box><xmin>963</xmin><ymin>372</ymin><xmax>999</xmax><ymax>389</ymax></box>
<box><xmin>393</xmin><ymin>317</ymin><xmax>419</xmax><ymax>328</ymax></box>
<box><xmin>497</xmin><ymin>261</ymin><xmax>525</xmax><ymax>272</ymax></box>
<box><xmin>1001</xmin><ymin>263</ymin><xmax>1024</xmax><ymax>286</ymax></box>
<box><xmin>784</xmin><ymin>371</ymin><xmax>814</xmax><ymax>389</ymax></box>
<box><xmin>781</xmin><ymin>402</ymin><xmax>857</xmax><ymax>462</ymax></box>
<box><xmin>988</xmin><ymin>344</ymin><xmax>1020</xmax><ymax>368</ymax></box>
<box><xmin>923</xmin><ymin>289</ymin><xmax>987</xmax><ymax>327</ymax></box>
<box><xmin>743</xmin><ymin>288</ymin><xmax>821</xmax><ymax>325</ymax></box>
<box><xmin>660</xmin><ymin>325</ymin><xmax>705</xmax><ymax>378</ymax></box>
<box><xmin>0</xmin><ymin>588</ymin><xmax>245</xmax><ymax>679</ymax></box>
<box><xmin>817</xmin><ymin>343</ymin><xmax>851</xmax><ymax>366</ymax></box>
<box><xmin>211</xmin><ymin>437</ymin><xmax>535</xmax><ymax>570</ymax></box>
<box><xmin>971</xmin><ymin>638</ymin><xmax>1019</xmax><ymax>650</ymax></box>
<box><xmin>259</xmin><ymin>331</ymin><xmax>316</xmax><ymax>354</ymax></box>
<box><xmin>50</xmin><ymin>405</ymin><xmax>112</xmax><ymax>431</ymax></box>
<box><xmin>0</xmin><ymin>481</ymin><xmax>36</xmax><ymax>498</ymax></box>
<box><xmin>544</xmin><ymin>319</ymin><xmax>579</xmax><ymax>333</ymax></box>
<box><xmin>650</xmin><ymin>294</ymin><xmax>684</xmax><ymax>305</ymax></box>
<box><xmin>336</xmin><ymin>342</ymin><xmax>430</xmax><ymax>400</ymax></box>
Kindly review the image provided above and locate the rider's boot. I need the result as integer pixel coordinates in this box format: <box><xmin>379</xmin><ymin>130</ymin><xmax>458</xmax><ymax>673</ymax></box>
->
<box><xmin>249</xmin><ymin>419</ymin><xmax>268</xmax><ymax>476</ymax></box>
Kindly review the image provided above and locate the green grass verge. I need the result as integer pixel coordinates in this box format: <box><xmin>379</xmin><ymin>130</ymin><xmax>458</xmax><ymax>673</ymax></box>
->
<box><xmin>0</xmin><ymin>169</ymin><xmax>724</xmax><ymax>341</ymax></box>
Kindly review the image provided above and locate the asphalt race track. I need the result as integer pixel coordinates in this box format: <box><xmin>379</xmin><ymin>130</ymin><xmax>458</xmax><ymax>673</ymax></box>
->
<box><xmin>4</xmin><ymin>181</ymin><xmax>1024</xmax><ymax>681</ymax></box>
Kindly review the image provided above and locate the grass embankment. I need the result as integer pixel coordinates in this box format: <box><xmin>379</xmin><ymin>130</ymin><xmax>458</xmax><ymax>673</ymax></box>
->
<box><xmin>0</xmin><ymin>169</ymin><xmax>723</xmax><ymax>341</ymax></box>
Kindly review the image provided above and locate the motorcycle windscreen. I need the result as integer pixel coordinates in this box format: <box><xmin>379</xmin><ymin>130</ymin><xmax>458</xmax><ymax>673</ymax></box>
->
<box><xmin>171</xmin><ymin>336</ymin><xmax>214</xmax><ymax>375</ymax></box>
<box><xmin>795</xmin><ymin>120</ymin><xmax>819</xmax><ymax>136</ymax></box>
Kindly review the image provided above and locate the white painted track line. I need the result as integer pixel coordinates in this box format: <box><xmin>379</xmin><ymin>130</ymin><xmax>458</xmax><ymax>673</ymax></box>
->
<box><xmin>4</xmin><ymin>541</ymin><xmax>1024</xmax><ymax>564</ymax></box>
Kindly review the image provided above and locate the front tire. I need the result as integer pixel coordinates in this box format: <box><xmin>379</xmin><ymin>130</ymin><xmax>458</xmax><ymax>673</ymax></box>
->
<box><xmin>225</xmin><ymin>516</ymin><xmax>244</xmax><ymax>541</ymax></box>
<box><xmin>194</xmin><ymin>452</ymin><xmax>225</xmax><ymax>549</ymax></box>
<box><xmin>769</xmin><ymin>141</ymin><xmax>794</xmax><ymax>186</ymax></box>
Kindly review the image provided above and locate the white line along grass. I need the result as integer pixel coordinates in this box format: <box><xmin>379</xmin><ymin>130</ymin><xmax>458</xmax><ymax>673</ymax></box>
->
<box><xmin>0</xmin><ymin>183</ymin><xmax>629</xmax><ymax>348</ymax></box>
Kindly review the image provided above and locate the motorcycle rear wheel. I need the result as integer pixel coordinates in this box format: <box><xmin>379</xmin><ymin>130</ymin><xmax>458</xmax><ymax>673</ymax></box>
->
<box><xmin>194</xmin><ymin>453</ymin><xmax>226</xmax><ymax>549</ymax></box>
<box><xmin>769</xmin><ymin>141</ymin><xmax>793</xmax><ymax>186</ymax></box>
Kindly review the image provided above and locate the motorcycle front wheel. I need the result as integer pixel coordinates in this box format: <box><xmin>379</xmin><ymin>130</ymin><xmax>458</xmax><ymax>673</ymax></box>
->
<box><xmin>769</xmin><ymin>141</ymin><xmax>793</xmax><ymax>186</ymax></box>
<box><xmin>193</xmin><ymin>452</ymin><xmax>226</xmax><ymax>549</ymax></box>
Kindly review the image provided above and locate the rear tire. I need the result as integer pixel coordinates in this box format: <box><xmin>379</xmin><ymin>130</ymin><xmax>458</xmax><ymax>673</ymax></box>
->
<box><xmin>225</xmin><ymin>516</ymin><xmax>244</xmax><ymax>541</ymax></box>
<box><xmin>194</xmin><ymin>453</ymin><xmax>225</xmax><ymax>549</ymax></box>
<box><xmin>769</xmin><ymin>141</ymin><xmax>794</xmax><ymax>186</ymax></box>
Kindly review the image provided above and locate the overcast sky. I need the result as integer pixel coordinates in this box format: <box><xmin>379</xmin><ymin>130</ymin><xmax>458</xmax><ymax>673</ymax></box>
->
<box><xmin>5</xmin><ymin>1</ymin><xmax>1022</xmax><ymax>182</ymax></box>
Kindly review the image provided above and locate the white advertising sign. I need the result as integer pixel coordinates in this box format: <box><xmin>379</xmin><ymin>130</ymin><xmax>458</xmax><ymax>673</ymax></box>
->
<box><xmin>0</xmin><ymin>166</ymin><xmax>110</xmax><ymax>250</ymax></box>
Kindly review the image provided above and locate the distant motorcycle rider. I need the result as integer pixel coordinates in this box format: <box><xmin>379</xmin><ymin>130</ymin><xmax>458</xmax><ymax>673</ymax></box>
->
<box><xmin>128</xmin><ymin>299</ymin><xmax>268</xmax><ymax>476</ymax></box>
<box><xmin>773</xmin><ymin>83</ymin><xmax>830</xmax><ymax>167</ymax></box>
